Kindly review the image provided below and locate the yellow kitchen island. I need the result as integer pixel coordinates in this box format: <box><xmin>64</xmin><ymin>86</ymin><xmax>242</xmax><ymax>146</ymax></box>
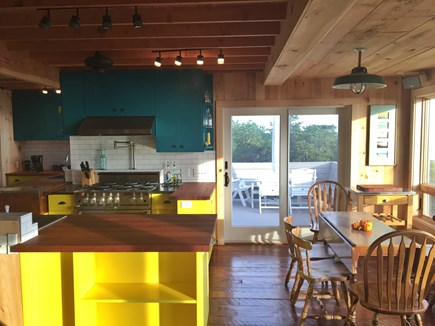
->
<box><xmin>11</xmin><ymin>214</ymin><xmax>216</xmax><ymax>326</ymax></box>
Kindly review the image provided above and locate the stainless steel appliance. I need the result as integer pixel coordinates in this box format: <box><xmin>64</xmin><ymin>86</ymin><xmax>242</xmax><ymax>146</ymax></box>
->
<box><xmin>74</xmin><ymin>172</ymin><xmax>161</xmax><ymax>214</ymax></box>
<box><xmin>31</xmin><ymin>155</ymin><xmax>43</xmax><ymax>172</ymax></box>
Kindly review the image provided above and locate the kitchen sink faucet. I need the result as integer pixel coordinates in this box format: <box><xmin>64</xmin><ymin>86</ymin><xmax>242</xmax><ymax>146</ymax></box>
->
<box><xmin>114</xmin><ymin>140</ymin><xmax>136</xmax><ymax>170</ymax></box>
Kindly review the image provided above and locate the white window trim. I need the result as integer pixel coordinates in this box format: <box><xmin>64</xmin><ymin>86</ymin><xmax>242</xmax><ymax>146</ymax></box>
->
<box><xmin>410</xmin><ymin>87</ymin><xmax>435</xmax><ymax>233</ymax></box>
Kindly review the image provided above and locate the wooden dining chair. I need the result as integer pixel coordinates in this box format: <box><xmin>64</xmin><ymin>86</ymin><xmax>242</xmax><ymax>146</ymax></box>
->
<box><xmin>307</xmin><ymin>180</ymin><xmax>349</xmax><ymax>243</ymax></box>
<box><xmin>346</xmin><ymin>230</ymin><xmax>435</xmax><ymax>326</ymax></box>
<box><xmin>283</xmin><ymin>216</ymin><xmax>335</xmax><ymax>287</ymax></box>
<box><xmin>290</xmin><ymin>227</ymin><xmax>353</xmax><ymax>325</ymax></box>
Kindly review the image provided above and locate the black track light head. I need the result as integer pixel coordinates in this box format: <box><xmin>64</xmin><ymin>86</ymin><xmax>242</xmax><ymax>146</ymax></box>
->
<box><xmin>69</xmin><ymin>8</ymin><xmax>80</xmax><ymax>30</ymax></box>
<box><xmin>132</xmin><ymin>6</ymin><xmax>142</xmax><ymax>28</ymax></box>
<box><xmin>39</xmin><ymin>9</ymin><xmax>51</xmax><ymax>30</ymax></box>
<box><xmin>102</xmin><ymin>7</ymin><xmax>112</xmax><ymax>30</ymax></box>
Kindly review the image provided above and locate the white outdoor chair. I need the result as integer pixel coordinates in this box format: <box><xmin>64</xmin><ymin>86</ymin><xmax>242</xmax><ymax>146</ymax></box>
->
<box><xmin>258</xmin><ymin>179</ymin><xmax>279</xmax><ymax>214</ymax></box>
<box><xmin>289</xmin><ymin>168</ymin><xmax>317</xmax><ymax>211</ymax></box>
<box><xmin>232</xmin><ymin>178</ymin><xmax>251</xmax><ymax>206</ymax></box>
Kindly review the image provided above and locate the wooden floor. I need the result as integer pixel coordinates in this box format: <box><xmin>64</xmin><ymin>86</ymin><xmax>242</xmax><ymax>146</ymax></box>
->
<box><xmin>208</xmin><ymin>244</ymin><xmax>435</xmax><ymax>326</ymax></box>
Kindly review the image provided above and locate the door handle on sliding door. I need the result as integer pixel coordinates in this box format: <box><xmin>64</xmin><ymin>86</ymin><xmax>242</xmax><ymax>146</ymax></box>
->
<box><xmin>224</xmin><ymin>172</ymin><xmax>230</xmax><ymax>187</ymax></box>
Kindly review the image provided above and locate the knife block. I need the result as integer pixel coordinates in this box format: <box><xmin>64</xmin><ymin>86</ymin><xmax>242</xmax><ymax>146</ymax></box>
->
<box><xmin>81</xmin><ymin>169</ymin><xmax>96</xmax><ymax>187</ymax></box>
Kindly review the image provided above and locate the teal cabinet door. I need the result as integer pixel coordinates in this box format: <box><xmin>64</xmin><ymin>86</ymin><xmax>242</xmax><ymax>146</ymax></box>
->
<box><xmin>83</xmin><ymin>70</ymin><xmax>156</xmax><ymax>116</ymax></box>
<box><xmin>178</xmin><ymin>70</ymin><xmax>203</xmax><ymax>152</ymax></box>
<box><xmin>12</xmin><ymin>91</ymin><xmax>64</xmax><ymax>140</ymax></box>
<box><xmin>155</xmin><ymin>70</ymin><xmax>179</xmax><ymax>151</ymax></box>
<box><xmin>155</xmin><ymin>70</ymin><xmax>204</xmax><ymax>152</ymax></box>
<box><xmin>61</xmin><ymin>71</ymin><xmax>86</xmax><ymax>136</ymax></box>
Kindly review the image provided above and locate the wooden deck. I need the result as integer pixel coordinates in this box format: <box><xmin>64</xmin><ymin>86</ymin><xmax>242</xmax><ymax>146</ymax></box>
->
<box><xmin>232</xmin><ymin>198</ymin><xmax>311</xmax><ymax>227</ymax></box>
<box><xmin>208</xmin><ymin>244</ymin><xmax>435</xmax><ymax>326</ymax></box>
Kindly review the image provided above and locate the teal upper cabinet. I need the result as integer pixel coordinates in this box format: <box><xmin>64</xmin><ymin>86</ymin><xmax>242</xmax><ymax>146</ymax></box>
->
<box><xmin>12</xmin><ymin>91</ymin><xmax>64</xmax><ymax>140</ymax></box>
<box><xmin>61</xmin><ymin>71</ymin><xmax>86</xmax><ymax>137</ymax></box>
<box><xmin>83</xmin><ymin>70</ymin><xmax>155</xmax><ymax>116</ymax></box>
<box><xmin>155</xmin><ymin>70</ymin><xmax>205</xmax><ymax>152</ymax></box>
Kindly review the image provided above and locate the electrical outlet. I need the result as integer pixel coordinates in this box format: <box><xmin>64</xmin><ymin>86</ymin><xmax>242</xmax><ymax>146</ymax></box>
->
<box><xmin>172</xmin><ymin>161</ymin><xmax>176</xmax><ymax>168</ymax></box>
<box><xmin>164</xmin><ymin>161</ymin><xmax>170</xmax><ymax>169</ymax></box>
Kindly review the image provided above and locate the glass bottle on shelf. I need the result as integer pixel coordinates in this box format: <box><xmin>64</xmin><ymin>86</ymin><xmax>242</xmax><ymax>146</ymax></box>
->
<box><xmin>204</xmin><ymin>108</ymin><xmax>213</xmax><ymax>127</ymax></box>
<box><xmin>99</xmin><ymin>148</ymin><xmax>107</xmax><ymax>170</ymax></box>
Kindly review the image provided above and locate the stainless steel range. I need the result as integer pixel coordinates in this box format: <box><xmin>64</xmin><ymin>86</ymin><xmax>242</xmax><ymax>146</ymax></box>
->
<box><xmin>74</xmin><ymin>172</ymin><xmax>162</xmax><ymax>214</ymax></box>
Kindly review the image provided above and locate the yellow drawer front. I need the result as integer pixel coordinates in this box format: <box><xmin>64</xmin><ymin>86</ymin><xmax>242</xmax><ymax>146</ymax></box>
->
<box><xmin>151</xmin><ymin>193</ymin><xmax>177</xmax><ymax>214</ymax></box>
<box><xmin>48</xmin><ymin>194</ymin><xmax>75</xmax><ymax>215</ymax></box>
<box><xmin>363</xmin><ymin>195</ymin><xmax>408</xmax><ymax>205</ymax></box>
<box><xmin>6</xmin><ymin>175</ymin><xmax>46</xmax><ymax>185</ymax></box>
<box><xmin>177</xmin><ymin>199</ymin><xmax>215</xmax><ymax>214</ymax></box>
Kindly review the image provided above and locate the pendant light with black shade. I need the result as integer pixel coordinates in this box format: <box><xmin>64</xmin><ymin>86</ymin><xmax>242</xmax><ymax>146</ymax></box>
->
<box><xmin>332</xmin><ymin>48</ymin><xmax>386</xmax><ymax>95</ymax></box>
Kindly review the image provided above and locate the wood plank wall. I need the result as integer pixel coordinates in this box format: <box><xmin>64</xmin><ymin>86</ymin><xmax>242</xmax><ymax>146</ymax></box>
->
<box><xmin>0</xmin><ymin>89</ymin><xmax>21</xmax><ymax>187</ymax></box>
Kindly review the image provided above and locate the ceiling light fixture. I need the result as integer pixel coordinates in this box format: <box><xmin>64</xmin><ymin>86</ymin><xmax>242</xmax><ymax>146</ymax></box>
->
<box><xmin>69</xmin><ymin>8</ymin><xmax>80</xmax><ymax>30</ymax></box>
<box><xmin>55</xmin><ymin>89</ymin><xmax>62</xmax><ymax>94</ymax></box>
<box><xmin>152</xmin><ymin>48</ymin><xmax>224</xmax><ymax>67</ymax></box>
<box><xmin>332</xmin><ymin>48</ymin><xmax>386</xmax><ymax>95</ymax></box>
<box><xmin>132</xmin><ymin>6</ymin><xmax>143</xmax><ymax>28</ymax></box>
<box><xmin>197</xmin><ymin>50</ymin><xmax>204</xmax><ymax>65</ymax></box>
<box><xmin>175</xmin><ymin>51</ymin><xmax>182</xmax><ymax>66</ymax></box>
<box><xmin>42</xmin><ymin>87</ymin><xmax>48</xmax><ymax>94</ymax></box>
<box><xmin>154</xmin><ymin>52</ymin><xmax>162</xmax><ymax>67</ymax></box>
<box><xmin>217</xmin><ymin>48</ymin><xmax>225</xmax><ymax>65</ymax></box>
<box><xmin>38</xmin><ymin>9</ymin><xmax>51</xmax><ymax>29</ymax></box>
<box><xmin>84</xmin><ymin>51</ymin><xmax>113</xmax><ymax>72</ymax></box>
<box><xmin>102</xmin><ymin>7</ymin><xmax>112</xmax><ymax>30</ymax></box>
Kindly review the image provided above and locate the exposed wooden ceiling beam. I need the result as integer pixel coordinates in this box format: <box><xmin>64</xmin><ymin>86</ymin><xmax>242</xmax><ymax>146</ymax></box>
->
<box><xmin>0</xmin><ymin>3</ymin><xmax>287</xmax><ymax>27</ymax></box>
<box><xmin>0</xmin><ymin>43</ymin><xmax>59</xmax><ymax>88</ymax></box>
<box><xmin>0</xmin><ymin>22</ymin><xmax>281</xmax><ymax>40</ymax></box>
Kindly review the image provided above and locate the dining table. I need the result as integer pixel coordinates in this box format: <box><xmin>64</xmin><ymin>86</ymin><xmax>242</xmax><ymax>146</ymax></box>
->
<box><xmin>319</xmin><ymin>211</ymin><xmax>399</xmax><ymax>276</ymax></box>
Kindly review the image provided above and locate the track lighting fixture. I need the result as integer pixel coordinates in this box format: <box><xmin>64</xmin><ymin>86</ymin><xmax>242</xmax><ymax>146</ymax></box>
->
<box><xmin>38</xmin><ymin>6</ymin><xmax>152</xmax><ymax>31</ymax></box>
<box><xmin>332</xmin><ymin>48</ymin><xmax>386</xmax><ymax>95</ymax></box>
<box><xmin>132</xmin><ymin>6</ymin><xmax>142</xmax><ymax>28</ymax></box>
<box><xmin>175</xmin><ymin>51</ymin><xmax>183</xmax><ymax>66</ymax></box>
<box><xmin>197</xmin><ymin>50</ymin><xmax>204</xmax><ymax>65</ymax></box>
<box><xmin>69</xmin><ymin>8</ymin><xmax>80</xmax><ymax>30</ymax></box>
<box><xmin>154</xmin><ymin>52</ymin><xmax>162</xmax><ymax>67</ymax></box>
<box><xmin>39</xmin><ymin>9</ymin><xmax>51</xmax><ymax>30</ymax></box>
<box><xmin>42</xmin><ymin>87</ymin><xmax>48</xmax><ymax>94</ymax></box>
<box><xmin>102</xmin><ymin>7</ymin><xmax>112</xmax><ymax>30</ymax></box>
<box><xmin>217</xmin><ymin>49</ymin><xmax>225</xmax><ymax>64</ymax></box>
<box><xmin>152</xmin><ymin>48</ymin><xmax>225</xmax><ymax>67</ymax></box>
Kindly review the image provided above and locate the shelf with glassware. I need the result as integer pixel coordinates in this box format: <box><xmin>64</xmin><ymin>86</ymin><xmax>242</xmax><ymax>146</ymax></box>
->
<box><xmin>202</xmin><ymin>102</ymin><xmax>214</xmax><ymax>151</ymax></box>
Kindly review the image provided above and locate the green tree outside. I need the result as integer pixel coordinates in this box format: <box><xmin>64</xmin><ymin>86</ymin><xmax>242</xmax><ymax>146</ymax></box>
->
<box><xmin>232</xmin><ymin>116</ymin><xmax>337</xmax><ymax>162</ymax></box>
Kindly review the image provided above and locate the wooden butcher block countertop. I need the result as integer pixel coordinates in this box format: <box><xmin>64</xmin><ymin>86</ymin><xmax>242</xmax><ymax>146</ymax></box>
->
<box><xmin>11</xmin><ymin>214</ymin><xmax>217</xmax><ymax>253</ymax></box>
<box><xmin>170</xmin><ymin>182</ymin><xmax>215</xmax><ymax>200</ymax></box>
<box><xmin>6</xmin><ymin>170</ymin><xmax>63</xmax><ymax>176</ymax></box>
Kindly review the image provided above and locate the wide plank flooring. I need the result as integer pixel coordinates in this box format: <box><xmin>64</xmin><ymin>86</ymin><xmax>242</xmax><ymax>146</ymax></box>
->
<box><xmin>208</xmin><ymin>244</ymin><xmax>435</xmax><ymax>326</ymax></box>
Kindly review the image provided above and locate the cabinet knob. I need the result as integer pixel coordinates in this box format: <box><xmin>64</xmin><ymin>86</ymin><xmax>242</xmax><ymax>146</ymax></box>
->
<box><xmin>180</xmin><ymin>145</ymin><xmax>184</xmax><ymax>148</ymax></box>
<box><xmin>382</xmin><ymin>199</ymin><xmax>389</xmax><ymax>203</ymax></box>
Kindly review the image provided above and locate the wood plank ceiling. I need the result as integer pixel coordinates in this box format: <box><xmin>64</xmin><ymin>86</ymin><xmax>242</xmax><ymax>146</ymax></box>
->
<box><xmin>0</xmin><ymin>0</ymin><xmax>434</xmax><ymax>90</ymax></box>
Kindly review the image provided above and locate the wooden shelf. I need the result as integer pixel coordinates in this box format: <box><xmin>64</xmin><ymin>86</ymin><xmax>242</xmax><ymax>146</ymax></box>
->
<box><xmin>82</xmin><ymin>283</ymin><xmax>197</xmax><ymax>303</ymax></box>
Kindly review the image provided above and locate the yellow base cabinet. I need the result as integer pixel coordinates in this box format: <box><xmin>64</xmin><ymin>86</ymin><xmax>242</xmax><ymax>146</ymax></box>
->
<box><xmin>151</xmin><ymin>193</ymin><xmax>177</xmax><ymax>214</ymax></box>
<box><xmin>20</xmin><ymin>252</ymin><xmax>75</xmax><ymax>326</ymax></box>
<box><xmin>177</xmin><ymin>189</ymin><xmax>216</xmax><ymax>214</ymax></box>
<box><xmin>19</xmin><ymin>251</ymin><xmax>209</xmax><ymax>326</ymax></box>
<box><xmin>48</xmin><ymin>194</ymin><xmax>75</xmax><ymax>215</ymax></box>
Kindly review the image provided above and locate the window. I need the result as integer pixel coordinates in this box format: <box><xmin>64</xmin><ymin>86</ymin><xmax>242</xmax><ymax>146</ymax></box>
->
<box><xmin>413</xmin><ymin>96</ymin><xmax>435</xmax><ymax>221</ymax></box>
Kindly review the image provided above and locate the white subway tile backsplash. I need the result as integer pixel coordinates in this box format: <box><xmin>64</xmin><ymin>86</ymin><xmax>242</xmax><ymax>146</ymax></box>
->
<box><xmin>69</xmin><ymin>135</ymin><xmax>216</xmax><ymax>184</ymax></box>
<box><xmin>20</xmin><ymin>137</ymin><xmax>216</xmax><ymax>184</ymax></box>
